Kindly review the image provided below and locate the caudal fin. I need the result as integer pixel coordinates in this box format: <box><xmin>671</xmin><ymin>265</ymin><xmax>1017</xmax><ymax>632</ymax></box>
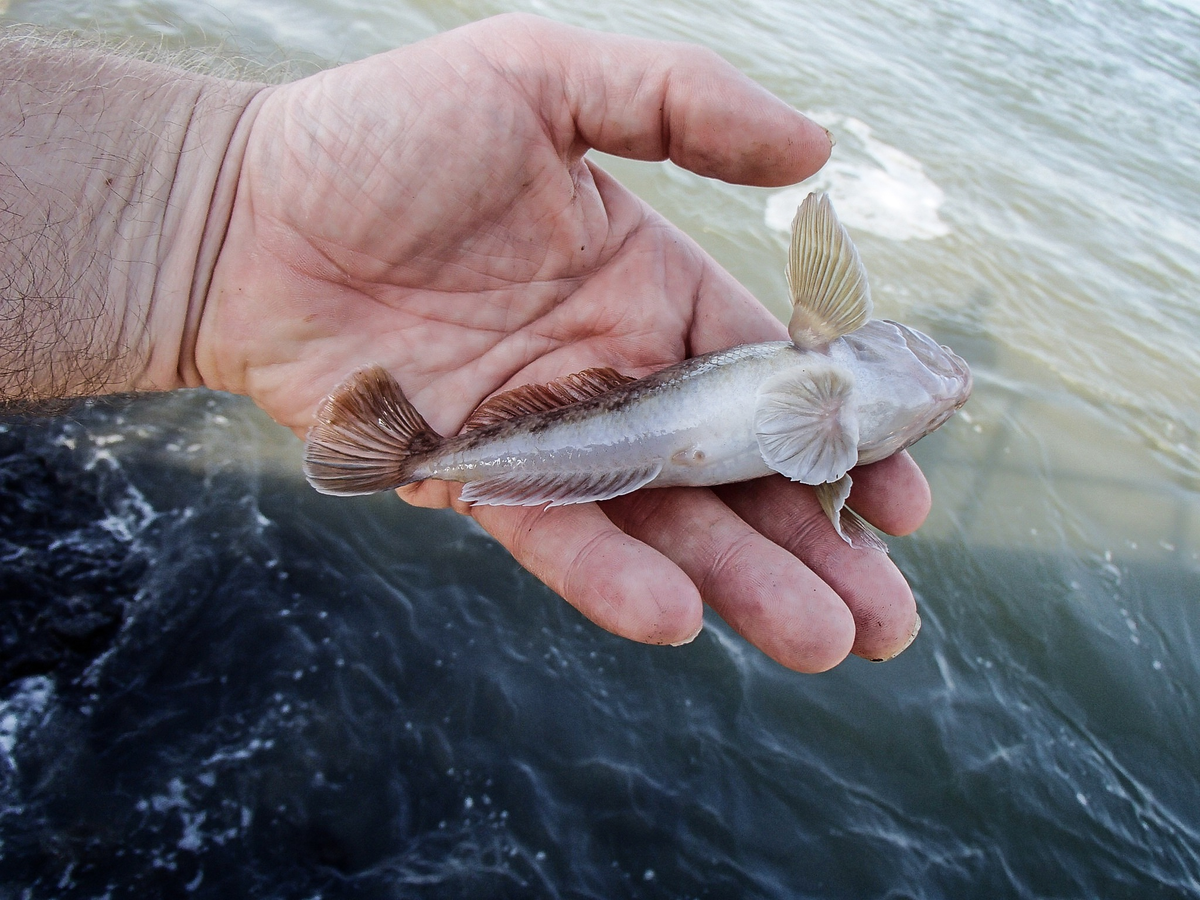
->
<box><xmin>303</xmin><ymin>366</ymin><xmax>442</xmax><ymax>496</ymax></box>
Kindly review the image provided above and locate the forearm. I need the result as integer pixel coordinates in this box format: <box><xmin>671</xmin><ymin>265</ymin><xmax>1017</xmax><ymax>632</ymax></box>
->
<box><xmin>0</xmin><ymin>31</ymin><xmax>268</xmax><ymax>406</ymax></box>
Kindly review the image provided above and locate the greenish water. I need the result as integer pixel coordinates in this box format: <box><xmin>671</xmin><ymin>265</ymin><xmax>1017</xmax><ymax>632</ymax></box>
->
<box><xmin>2</xmin><ymin>0</ymin><xmax>1199</xmax><ymax>897</ymax></box>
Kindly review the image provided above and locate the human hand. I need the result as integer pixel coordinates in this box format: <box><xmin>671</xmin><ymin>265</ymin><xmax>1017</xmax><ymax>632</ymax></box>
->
<box><xmin>198</xmin><ymin>13</ymin><xmax>931</xmax><ymax>671</ymax></box>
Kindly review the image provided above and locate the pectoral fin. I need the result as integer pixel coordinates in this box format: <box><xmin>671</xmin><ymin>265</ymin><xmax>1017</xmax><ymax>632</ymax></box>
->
<box><xmin>459</xmin><ymin>462</ymin><xmax>663</xmax><ymax>508</ymax></box>
<box><xmin>785</xmin><ymin>192</ymin><xmax>872</xmax><ymax>350</ymax></box>
<box><xmin>815</xmin><ymin>476</ymin><xmax>889</xmax><ymax>554</ymax></box>
<box><xmin>755</xmin><ymin>361</ymin><xmax>859</xmax><ymax>485</ymax></box>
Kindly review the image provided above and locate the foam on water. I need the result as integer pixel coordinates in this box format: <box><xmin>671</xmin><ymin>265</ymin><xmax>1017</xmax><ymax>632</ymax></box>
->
<box><xmin>0</xmin><ymin>676</ymin><xmax>54</xmax><ymax>763</ymax></box>
<box><xmin>765</xmin><ymin>113</ymin><xmax>950</xmax><ymax>242</ymax></box>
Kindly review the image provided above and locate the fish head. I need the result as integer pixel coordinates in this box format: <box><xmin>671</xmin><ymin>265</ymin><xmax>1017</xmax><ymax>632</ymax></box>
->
<box><xmin>838</xmin><ymin>319</ymin><xmax>972</xmax><ymax>464</ymax></box>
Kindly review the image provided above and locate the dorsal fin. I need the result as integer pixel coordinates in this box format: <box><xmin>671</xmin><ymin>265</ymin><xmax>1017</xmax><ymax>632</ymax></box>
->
<box><xmin>463</xmin><ymin>366</ymin><xmax>635</xmax><ymax>430</ymax></box>
<box><xmin>785</xmin><ymin>192</ymin><xmax>872</xmax><ymax>350</ymax></box>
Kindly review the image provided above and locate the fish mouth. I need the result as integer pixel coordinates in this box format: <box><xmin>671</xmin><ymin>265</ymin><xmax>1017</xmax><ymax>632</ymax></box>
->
<box><xmin>890</xmin><ymin>322</ymin><xmax>974</xmax><ymax>439</ymax></box>
<box><xmin>896</xmin><ymin>324</ymin><xmax>973</xmax><ymax>401</ymax></box>
<box><xmin>897</xmin><ymin>325</ymin><xmax>967</xmax><ymax>381</ymax></box>
<box><xmin>942</xmin><ymin>350</ymin><xmax>973</xmax><ymax>411</ymax></box>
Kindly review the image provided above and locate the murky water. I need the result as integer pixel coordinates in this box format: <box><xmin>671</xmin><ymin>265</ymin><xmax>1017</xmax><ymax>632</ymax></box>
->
<box><xmin>2</xmin><ymin>0</ymin><xmax>1199</xmax><ymax>897</ymax></box>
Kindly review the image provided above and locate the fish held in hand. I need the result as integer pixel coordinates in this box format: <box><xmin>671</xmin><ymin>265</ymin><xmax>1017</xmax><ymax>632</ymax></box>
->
<box><xmin>303</xmin><ymin>193</ymin><xmax>971</xmax><ymax>551</ymax></box>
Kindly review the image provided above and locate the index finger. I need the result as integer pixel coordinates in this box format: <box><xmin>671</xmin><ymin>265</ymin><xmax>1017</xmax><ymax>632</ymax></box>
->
<box><xmin>470</xmin><ymin>501</ymin><xmax>705</xmax><ymax>647</ymax></box>
<box><xmin>565</xmin><ymin>33</ymin><xmax>831</xmax><ymax>185</ymax></box>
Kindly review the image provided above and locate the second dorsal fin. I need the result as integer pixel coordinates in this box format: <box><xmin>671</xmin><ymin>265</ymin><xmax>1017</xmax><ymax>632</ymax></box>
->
<box><xmin>463</xmin><ymin>366</ymin><xmax>636</xmax><ymax>430</ymax></box>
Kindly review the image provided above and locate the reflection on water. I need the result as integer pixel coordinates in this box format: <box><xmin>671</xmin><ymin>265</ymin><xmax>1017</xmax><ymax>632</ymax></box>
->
<box><xmin>2</xmin><ymin>0</ymin><xmax>1200</xmax><ymax>896</ymax></box>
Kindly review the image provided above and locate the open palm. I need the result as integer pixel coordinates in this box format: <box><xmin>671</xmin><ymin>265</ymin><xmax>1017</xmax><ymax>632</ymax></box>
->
<box><xmin>199</xmin><ymin>14</ymin><xmax>931</xmax><ymax>671</ymax></box>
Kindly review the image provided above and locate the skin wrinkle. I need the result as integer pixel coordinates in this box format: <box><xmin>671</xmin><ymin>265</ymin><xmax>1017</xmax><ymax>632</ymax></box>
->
<box><xmin>716</xmin><ymin>477</ymin><xmax>919</xmax><ymax>661</ymax></box>
<box><xmin>559</xmin><ymin>525</ymin><xmax>635</xmax><ymax>630</ymax></box>
<box><xmin>354</xmin><ymin>156</ymin><xmax>555</xmax><ymax>297</ymax></box>
<box><xmin>774</xmin><ymin>501</ymin><xmax>843</xmax><ymax>572</ymax></box>
<box><xmin>501</xmin><ymin>27</ymin><xmax>583</xmax><ymax>164</ymax></box>
<box><xmin>602</xmin><ymin>487</ymin><xmax>673</xmax><ymax>548</ymax></box>
<box><xmin>851</xmin><ymin>453</ymin><xmax>930</xmax><ymax>535</ymax></box>
<box><xmin>696</xmin><ymin>527</ymin><xmax>762</xmax><ymax>603</ymax></box>
<box><xmin>460</xmin><ymin>286</ymin><xmax>559</xmax><ymax>349</ymax></box>
<box><xmin>482</xmin><ymin>501</ymin><xmax>696</xmax><ymax>645</ymax></box>
<box><xmin>671</xmin><ymin>49</ymin><xmax>730</xmax><ymax>175</ymax></box>
<box><xmin>463</xmin><ymin>207</ymin><xmax>559</xmax><ymax>292</ymax></box>
<box><xmin>384</xmin><ymin>278</ymin><xmax>576</xmax><ymax>391</ymax></box>
<box><xmin>2</xmin><ymin>34</ymin><xmax>264</xmax><ymax>402</ymax></box>
<box><xmin>657</xmin><ymin>56</ymin><xmax>677</xmax><ymax>167</ymax></box>
<box><xmin>578</xmin><ymin>53</ymin><xmax>628</xmax><ymax>158</ymax></box>
<box><xmin>416</xmin><ymin>42</ymin><xmax>545</xmax><ymax>236</ymax></box>
<box><xmin>457</xmin><ymin>215</ymin><xmax>681</xmax><ymax>404</ymax></box>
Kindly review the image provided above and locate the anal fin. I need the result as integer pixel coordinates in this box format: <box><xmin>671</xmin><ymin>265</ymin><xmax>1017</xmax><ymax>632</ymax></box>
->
<box><xmin>459</xmin><ymin>462</ymin><xmax>662</xmax><ymax>507</ymax></box>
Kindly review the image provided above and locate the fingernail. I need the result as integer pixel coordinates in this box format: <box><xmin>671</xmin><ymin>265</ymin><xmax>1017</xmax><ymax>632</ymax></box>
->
<box><xmin>823</xmin><ymin>126</ymin><xmax>836</xmax><ymax>149</ymax></box>
<box><xmin>670</xmin><ymin>620</ymin><xmax>704</xmax><ymax>647</ymax></box>
<box><xmin>869</xmin><ymin>612</ymin><xmax>922</xmax><ymax>663</ymax></box>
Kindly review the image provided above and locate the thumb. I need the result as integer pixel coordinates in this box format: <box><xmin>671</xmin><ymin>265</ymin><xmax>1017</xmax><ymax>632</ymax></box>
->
<box><xmin>474</xmin><ymin>14</ymin><xmax>832</xmax><ymax>186</ymax></box>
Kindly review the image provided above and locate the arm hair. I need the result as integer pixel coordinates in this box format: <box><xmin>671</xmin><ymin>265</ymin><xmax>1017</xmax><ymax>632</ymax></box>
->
<box><xmin>0</xmin><ymin>26</ymin><xmax>268</xmax><ymax>409</ymax></box>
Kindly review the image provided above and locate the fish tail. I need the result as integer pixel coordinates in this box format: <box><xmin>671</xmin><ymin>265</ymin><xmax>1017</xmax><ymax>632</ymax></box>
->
<box><xmin>303</xmin><ymin>366</ymin><xmax>443</xmax><ymax>496</ymax></box>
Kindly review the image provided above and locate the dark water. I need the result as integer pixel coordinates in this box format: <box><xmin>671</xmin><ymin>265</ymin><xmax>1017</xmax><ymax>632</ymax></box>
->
<box><xmin>3</xmin><ymin>396</ymin><xmax>1199</xmax><ymax>899</ymax></box>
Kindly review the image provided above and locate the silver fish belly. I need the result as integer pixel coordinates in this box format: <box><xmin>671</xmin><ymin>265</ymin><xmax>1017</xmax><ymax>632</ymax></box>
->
<box><xmin>302</xmin><ymin>192</ymin><xmax>972</xmax><ymax>550</ymax></box>
<box><xmin>424</xmin><ymin>343</ymin><xmax>793</xmax><ymax>499</ymax></box>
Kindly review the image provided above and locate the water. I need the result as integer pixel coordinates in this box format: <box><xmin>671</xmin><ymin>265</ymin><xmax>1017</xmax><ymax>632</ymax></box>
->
<box><xmin>2</xmin><ymin>0</ymin><xmax>1199</xmax><ymax>896</ymax></box>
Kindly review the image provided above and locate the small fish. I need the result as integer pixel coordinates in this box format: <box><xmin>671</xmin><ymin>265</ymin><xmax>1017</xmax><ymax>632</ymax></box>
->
<box><xmin>304</xmin><ymin>193</ymin><xmax>971</xmax><ymax>551</ymax></box>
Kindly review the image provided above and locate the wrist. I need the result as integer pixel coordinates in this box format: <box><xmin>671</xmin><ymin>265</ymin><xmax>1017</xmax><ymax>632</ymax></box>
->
<box><xmin>0</xmin><ymin>35</ymin><xmax>267</xmax><ymax>402</ymax></box>
<box><xmin>150</xmin><ymin>76</ymin><xmax>272</xmax><ymax>392</ymax></box>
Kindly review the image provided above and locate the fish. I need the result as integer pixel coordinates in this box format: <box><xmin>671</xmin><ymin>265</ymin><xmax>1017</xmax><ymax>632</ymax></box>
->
<box><xmin>303</xmin><ymin>192</ymin><xmax>972</xmax><ymax>551</ymax></box>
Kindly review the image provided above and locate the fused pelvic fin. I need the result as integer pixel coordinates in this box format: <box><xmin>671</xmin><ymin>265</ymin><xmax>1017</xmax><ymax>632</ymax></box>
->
<box><xmin>754</xmin><ymin>359</ymin><xmax>859</xmax><ymax>486</ymax></box>
<box><xmin>815</xmin><ymin>476</ymin><xmax>889</xmax><ymax>554</ymax></box>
